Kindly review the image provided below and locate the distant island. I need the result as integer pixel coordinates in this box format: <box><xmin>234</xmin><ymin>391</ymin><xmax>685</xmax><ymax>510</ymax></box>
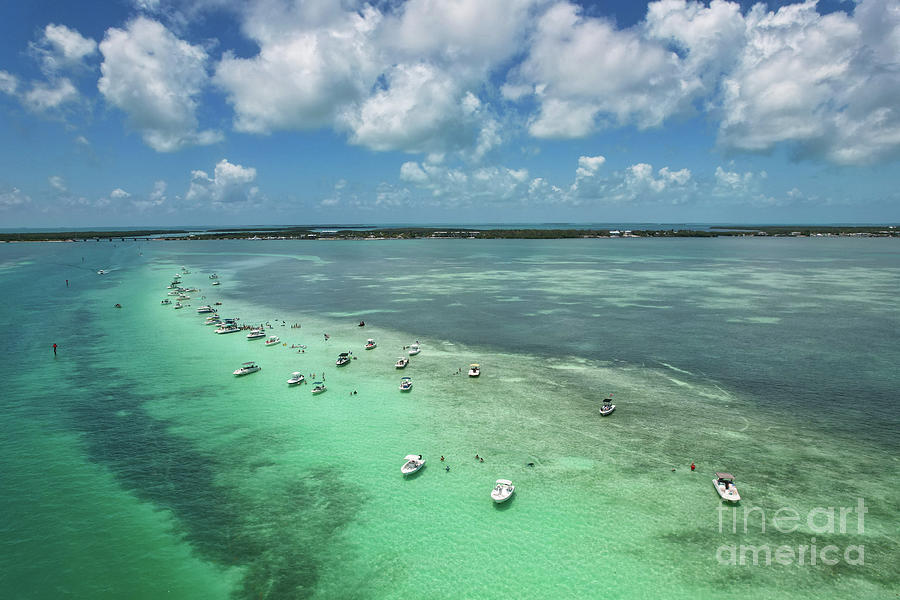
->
<box><xmin>1</xmin><ymin>225</ymin><xmax>897</xmax><ymax>242</ymax></box>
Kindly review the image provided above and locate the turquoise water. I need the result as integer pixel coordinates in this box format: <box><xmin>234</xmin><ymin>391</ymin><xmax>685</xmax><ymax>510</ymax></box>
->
<box><xmin>1</xmin><ymin>238</ymin><xmax>898</xmax><ymax>599</ymax></box>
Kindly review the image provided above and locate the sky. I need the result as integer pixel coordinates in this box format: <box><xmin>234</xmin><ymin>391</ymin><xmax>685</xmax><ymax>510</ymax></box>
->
<box><xmin>0</xmin><ymin>0</ymin><xmax>898</xmax><ymax>227</ymax></box>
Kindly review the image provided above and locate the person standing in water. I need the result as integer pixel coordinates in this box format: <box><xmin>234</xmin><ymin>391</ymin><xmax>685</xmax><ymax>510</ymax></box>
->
<box><xmin>52</xmin><ymin>343</ymin><xmax>57</xmax><ymax>356</ymax></box>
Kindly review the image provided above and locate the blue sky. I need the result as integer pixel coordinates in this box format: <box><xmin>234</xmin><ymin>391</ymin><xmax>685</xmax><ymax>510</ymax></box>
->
<box><xmin>0</xmin><ymin>0</ymin><xmax>898</xmax><ymax>227</ymax></box>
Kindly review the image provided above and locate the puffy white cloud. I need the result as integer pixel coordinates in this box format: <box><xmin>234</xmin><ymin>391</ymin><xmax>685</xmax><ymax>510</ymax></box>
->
<box><xmin>32</xmin><ymin>24</ymin><xmax>97</xmax><ymax>73</ymax></box>
<box><xmin>718</xmin><ymin>0</ymin><xmax>900</xmax><ymax>164</ymax></box>
<box><xmin>185</xmin><ymin>159</ymin><xmax>260</xmax><ymax>207</ymax></box>
<box><xmin>48</xmin><ymin>176</ymin><xmax>67</xmax><ymax>192</ymax></box>
<box><xmin>110</xmin><ymin>188</ymin><xmax>131</xmax><ymax>199</ymax></box>
<box><xmin>24</xmin><ymin>78</ymin><xmax>78</xmax><ymax>111</ymax></box>
<box><xmin>395</xmin><ymin>159</ymin><xmax>536</xmax><ymax>206</ymax></box>
<box><xmin>0</xmin><ymin>187</ymin><xmax>31</xmax><ymax>208</ymax></box>
<box><xmin>215</xmin><ymin>2</ymin><xmax>382</xmax><ymax>133</ymax></box>
<box><xmin>340</xmin><ymin>65</ymin><xmax>500</xmax><ymax>157</ymax></box>
<box><xmin>0</xmin><ymin>70</ymin><xmax>19</xmax><ymax>95</ymax></box>
<box><xmin>380</xmin><ymin>0</ymin><xmax>537</xmax><ymax>77</ymax></box>
<box><xmin>98</xmin><ymin>17</ymin><xmax>222</xmax><ymax>152</ymax></box>
<box><xmin>569</xmin><ymin>159</ymin><xmax>694</xmax><ymax>204</ymax></box>
<box><xmin>131</xmin><ymin>180</ymin><xmax>168</xmax><ymax>211</ymax></box>
<box><xmin>508</xmin><ymin>2</ymin><xmax>699</xmax><ymax>138</ymax></box>
<box><xmin>576</xmin><ymin>155</ymin><xmax>606</xmax><ymax>178</ymax></box>
<box><xmin>216</xmin><ymin>0</ymin><xmax>532</xmax><ymax>158</ymax></box>
<box><xmin>714</xmin><ymin>166</ymin><xmax>757</xmax><ymax>192</ymax></box>
<box><xmin>399</xmin><ymin>161</ymin><xmax>429</xmax><ymax>184</ymax></box>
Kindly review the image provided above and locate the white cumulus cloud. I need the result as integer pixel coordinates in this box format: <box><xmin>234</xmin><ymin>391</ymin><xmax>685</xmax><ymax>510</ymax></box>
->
<box><xmin>718</xmin><ymin>0</ymin><xmax>900</xmax><ymax>164</ymax></box>
<box><xmin>508</xmin><ymin>1</ymin><xmax>700</xmax><ymax>138</ymax></box>
<box><xmin>0</xmin><ymin>187</ymin><xmax>31</xmax><ymax>208</ymax></box>
<box><xmin>32</xmin><ymin>24</ymin><xmax>98</xmax><ymax>73</ymax></box>
<box><xmin>215</xmin><ymin>3</ymin><xmax>382</xmax><ymax>134</ymax></box>
<box><xmin>24</xmin><ymin>78</ymin><xmax>78</xmax><ymax>112</ymax></box>
<box><xmin>186</xmin><ymin>159</ymin><xmax>260</xmax><ymax>207</ymax></box>
<box><xmin>0</xmin><ymin>71</ymin><xmax>19</xmax><ymax>95</ymax></box>
<box><xmin>98</xmin><ymin>17</ymin><xmax>222</xmax><ymax>152</ymax></box>
<box><xmin>48</xmin><ymin>175</ymin><xmax>67</xmax><ymax>191</ymax></box>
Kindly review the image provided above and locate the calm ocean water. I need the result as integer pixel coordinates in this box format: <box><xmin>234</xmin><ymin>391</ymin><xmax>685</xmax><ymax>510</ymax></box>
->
<box><xmin>1</xmin><ymin>238</ymin><xmax>898</xmax><ymax>599</ymax></box>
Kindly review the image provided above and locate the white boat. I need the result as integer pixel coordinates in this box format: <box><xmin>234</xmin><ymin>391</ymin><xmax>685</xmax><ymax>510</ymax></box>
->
<box><xmin>311</xmin><ymin>381</ymin><xmax>326</xmax><ymax>394</ymax></box>
<box><xmin>399</xmin><ymin>376</ymin><xmax>412</xmax><ymax>391</ymax></box>
<box><xmin>336</xmin><ymin>352</ymin><xmax>351</xmax><ymax>366</ymax></box>
<box><xmin>401</xmin><ymin>454</ymin><xmax>425</xmax><ymax>475</ymax></box>
<box><xmin>215</xmin><ymin>325</ymin><xmax>241</xmax><ymax>334</ymax></box>
<box><xmin>713</xmin><ymin>473</ymin><xmax>741</xmax><ymax>502</ymax></box>
<box><xmin>408</xmin><ymin>343</ymin><xmax>421</xmax><ymax>356</ymax></box>
<box><xmin>491</xmin><ymin>479</ymin><xmax>515</xmax><ymax>503</ymax></box>
<box><xmin>173</xmin><ymin>302</ymin><xmax>184</xmax><ymax>309</ymax></box>
<box><xmin>599</xmin><ymin>397</ymin><xmax>616</xmax><ymax>416</ymax></box>
<box><xmin>160</xmin><ymin>298</ymin><xmax>171</xmax><ymax>305</ymax></box>
<box><xmin>395</xmin><ymin>357</ymin><xmax>409</xmax><ymax>369</ymax></box>
<box><xmin>209</xmin><ymin>273</ymin><xmax>218</xmax><ymax>279</ymax></box>
<box><xmin>167</xmin><ymin>291</ymin><xmax>180</xmax><ymax>296</ymax></box>
<box><xmin>287</xmin><ymin>372</ymin><xmax>305</xmax><ymax>385</ymax></box>
<box><xmin>205</xmin><ymin>318</ymin><xmax>221</xmax><ymax>326</ymax></box>
<box><xmin>265</xmin><ymin>335</ymin><xmax>281</xmax><ymax>346</ymax></box>
<box><xmin>247</xmin><ymin>329</ymin><xmax>266</xmax><ymax>339</ymax></box>
<box><xmin>97</xmin><ymin>269</ymin><xmax>108</xmax><ymax>275</ymax></box>
<box><xmin>233</xmin><ymin>361</ymin><xmax>260</xmax><ymax>376</ymax></box>
<box><xmin>365</xmin><ymin>338</ymin><xmax>377</xmax><ymax>350</ymax></box>
<box><xmin>212</xmin><ymin>281</ymin><xmax>221</xmax><ymax>286</ymax></box>
<box><xmin>197</xmin><ymin>305</ymin><xmax>215</xmax><ymax>313</ymax></box>
<box><xmin>468</xmin><ymin>363</ymin><xmax>480</xmax><ymax>377</ymax></box>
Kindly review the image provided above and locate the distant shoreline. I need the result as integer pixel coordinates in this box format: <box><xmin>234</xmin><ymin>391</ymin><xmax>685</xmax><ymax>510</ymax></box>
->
<box><xmin>1</xmin><ymin>225</ymin><xmax>898</xmax><ymax>242</ymax></box>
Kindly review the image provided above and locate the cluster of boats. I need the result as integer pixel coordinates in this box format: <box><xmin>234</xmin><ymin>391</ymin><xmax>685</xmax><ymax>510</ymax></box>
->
<box><xmin>401</xmin><ymin>455</ymin><xmax>515</xmax><ymax>503</ymax></box>
<box><xmin>165</xmin><ymin>267</ymin><xmax>742</xmax><ymax>507</ymax></box>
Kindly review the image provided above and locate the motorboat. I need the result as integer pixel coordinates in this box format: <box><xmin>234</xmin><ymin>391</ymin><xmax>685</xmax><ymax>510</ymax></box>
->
<box><xmin>365</xmin><ymin>338</ymin><xmax>377</xmax><ymax>350</ymax></box>
<box><xmin>160</xmin><ymin>298</ymin><xmax>171</xmax><ymax>305</ymax></box>
<box><xmin>233</xmin><ymin>361</ymin><xmax>260</xmax><ymax>376</ymax></box>
<box><xmin>215</xmin><ymin>325</ymin><xmax>241</xmax><ymax>334</ymax></box>
<box><xmin>468</xmin><ymin>363</ymin><xmax>480</xmax><ymax>377</ymax></box>
<box><xmin>311</xmin><ymin>381</ymin><xmax>327</xmax><ymax>394</ymax></box>
<box><xmin>209</xmin><ymin>273</ymin><xmax>218</xmax><ymax>279</ymax></box>
<box><xmin>599</xmin><ymin>396</ymin><xmax>616</xmax><ymax>416</ymax></box>
<box><xmin>197</xmin><ymin>305</ymin><xmax>215</xmax><ymax>313</ymax></box>
<box><xmin>265</xmin><ymin>335</ymin><xmax>281</xmax><ymax>346</ymax></box>
<box><xmin>395</xmin><ymin>357</ymin><xmax>409</xmax><ymax>369</ymax></box>
<box><xmin>408</xmin><ymin>343</ymin><xmax>421</xmax><ymax>356</ymax></box>
<box><xmin>167</xmin><ymin>291</ymin><xmax>180</xmax><ymax>296</ymax></box>
<box><xmin>212</xmin><ymin>281</ymin><xmax>221</xmax><ymax>286</ymax></box>
<box><xmin>399</xmin><ymin>377</ymin><xmax>412</xmax><ymax>391</ymax></box>
<box><xmin>97</xmin><ymin>269</ymin><xmax>108</xmax><ymax>275</ymax></box>
<box><xmin>491</xmin><ymin>479</ymin><xmax>515</xmax><ymax>503</ymax></box>
<box><xmin>205</xmin><ymin>318</ymin><xmax>221</xmax><ymax>326</ymax></box>
<box><xmin>247</xmin><ymin>329</ymin><xmax>266</xmax><ymax>339</ymax></box>
<box><xmin>713</xmin><ymin>473</ymin><xmax>741</xmax><ymax>502</ymax></box>
<box><xmin>177</xmin><ymin>294</ymin><xmax>191</xmax><ymax>300</ymax></box>
<box><xmin>287</xmin><ymin>372</ymin><xmax>305</xmax><ymax>385</ymax></box>
<box><xmin>401</xmin><ymin>454</ymin><xmax>425</xmax><ymax>475</ymax></box>
<box><xmin>336</xmin><ymin>352</ymin><xmax>351</xmax><ymax>366</ymax></box>
<box><xmin>173</xmin><ymin>302</ymin><xmax>184</xmax><ymax>309</ymax></box>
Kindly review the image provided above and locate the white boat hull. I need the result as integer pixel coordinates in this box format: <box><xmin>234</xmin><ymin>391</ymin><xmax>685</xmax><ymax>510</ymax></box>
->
<box><xmin>233</xmin><ymin>367</ymin><xmax>260</xmax><ymax>376</ymax></box>
<box><xmin>401</xmin><ymin>461</ymin><xmax>425</xmax><ymax>475</ymax></box>
<box><xmin>600</xmin><ymin>404</ymin><xmax>616</xmax><ymax>416</ymax></box>
<box><xmin>491</xmin><ymin>481</ymin><xmax>515</xmax><ymax>503</ymax></box>
<box><xmin>713</xmin><ymin>479</ymin><xmax>741</xmax><ymax>502</ymax></box>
